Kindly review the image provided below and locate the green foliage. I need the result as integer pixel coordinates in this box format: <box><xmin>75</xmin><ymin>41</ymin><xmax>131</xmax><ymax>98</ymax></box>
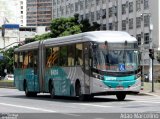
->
<box><xmin>34</xmin><ymin>32</ymin><xmax>52</xmax><ymax>41</ymax></box>
<box><xmin>50</xmin><ymin>14</ymin><xmax>100</xmax><ymax>38</ymax></box>
<box><xmin>0</xmin><ymin>47</ymin><xmax>15</xmax><ymax>76</ymax></box>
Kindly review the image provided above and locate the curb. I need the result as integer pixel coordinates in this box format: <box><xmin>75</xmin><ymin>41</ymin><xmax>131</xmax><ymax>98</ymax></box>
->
<box><xmin>139</xmin><ymin>92</ymin><xmax>160</xmax><ymax>97</ymax></box>
<box><xmin>0</xmin><ymin>86</ymin><xmax>16</xmax><ymax>89</ymax></box>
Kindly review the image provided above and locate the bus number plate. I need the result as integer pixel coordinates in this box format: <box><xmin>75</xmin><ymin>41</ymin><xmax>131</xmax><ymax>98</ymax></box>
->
<box><xmin>116</xmin><ymin>86</ymin><xmax>124</xmax><ymax>90</ymax></box>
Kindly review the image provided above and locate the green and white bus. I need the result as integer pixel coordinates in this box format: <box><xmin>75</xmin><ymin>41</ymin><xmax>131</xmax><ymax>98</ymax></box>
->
<box><xmin>14</xmin><ymin>31</ymin><xmax>141</xmax><ymax>101</ymax></box>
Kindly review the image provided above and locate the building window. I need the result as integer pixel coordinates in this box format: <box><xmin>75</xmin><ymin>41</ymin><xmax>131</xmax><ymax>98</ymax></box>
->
<box><xmin>75</xmin><ymin>2</ymin><xmax>79</xmax><ymax>12</ymax></box>
<box><xmin>91</xmin><ymin>12</ymin><xmax>94</xmax><ymax>21</ymax></box>
<box><xmin>85</xmin><ymin>0</ymin><xmax>89</xmax><ymax>9</ymax></box>
<box><xmin>136</xmin><ymin>34</ymin><xmax>141</xmax><ymax>45</ymax></box>
<box><xmin>20</xmin><ymin>1</ymin><xmax>23</xmax><ymax>5</ymax></box>
<box><xmin>122</xmin><ymin>4</ymin><xmax>126</xmax><ymax>15</ymax></box>
<box><xmin>85</xmin><ymin>13</ymin><xmax>89</xmax><ymax>19</ymax></box>
<box><xmin>136</xmin><ymin>17</ymin><xmax>141</xmax><ymax>28</ymax></box>
<box><xmin>96</xmin><ymin>10</ymin><xmax>100</xmax><ymax>20</ymax></box>
<box><xmin>80</xmin><ymin>1</ymin><xmax>84</xmax><ymax>10</ymax></box>
<box><xmin>96</xmin><ymin>0</ymin><xmax>100</xmax><ymax>5</ymax></box>
<box><xmin>102</xmin><ymin>9</ymin><xmax>106</xmax><ymax>19</ymax></box>
<box><xmin>144</xmin><ymin>0</ymin><xmax>149</xmax><ymax>9</ymax></box>
<box><xmin>136</xmin><ymin>0</ymin><xmax>141</xmax><ymax>11</ymax></box>
<box><xmin>70</xmin><ymin>4</ymin><xmax>74</xmax><ymax>13</ymax></box>
<box><xmin>108</xmin><ymin>23</ymin><xmax>113</xmax><ymax>30</ymax></box>
<box><xmin>144</xmin><ymin>15</ymin><xmax>150</xmax><ymax>27</ymax></box>
<box><xmin>102</xmin><ymin>0</ymin><xmax>106</xmax><ymax>4</ymax></box>
<box><xmin>129</xmin><ymin>2</ymin><xmax>133</xmax><ymax>13</ymax></box>
<box><xmin>113</xmin><ymin>6</ymin><xmax>117</xmax><ymax>17</ymax></box>
<box><xmin>114</xmin><ymin>22</ymin><xmax>118</xmax><ymax>30</ymax></box>
<box><xmin>122</xmin><ymin>20</ymin><xmax>126</xmax><ymax>30</ymax></box>
<box><xmin>129</xmin><ymin>18</ymin><xmax>133</xmax><ymax>29</ymax></box>
<box><xmin>102</xmin><ymin>24</ymin><xmax>106</xmax><ymax>30</ymax></box>
<box><xmin>144</xmin><ymin>33</ymin><xmax>149</xmax><ymax>44</ymax></box>
<box><xmin>109</xmin><ymin>7</ymin><xmax>112</xmax><ymax>17</ymax></box>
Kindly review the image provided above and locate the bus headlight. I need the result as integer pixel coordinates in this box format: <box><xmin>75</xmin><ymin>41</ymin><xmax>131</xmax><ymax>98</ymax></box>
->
<box><xmin>92</xmin><ymin>73</ymin><xmax>104</xmax><ymax>80</ymax></box>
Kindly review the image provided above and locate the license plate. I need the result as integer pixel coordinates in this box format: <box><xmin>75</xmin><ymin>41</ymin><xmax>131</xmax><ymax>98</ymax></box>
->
<box><xmin>116</xmin><ymin>86</ymin><xmax>124</xmax><ymax>90</ymax></box>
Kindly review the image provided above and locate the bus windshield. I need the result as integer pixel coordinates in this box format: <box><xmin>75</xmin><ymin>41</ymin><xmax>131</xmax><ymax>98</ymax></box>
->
<box><xmin>93</xmin><ymin>43</ymin><xmax>139</xmax><ymax>72</ymax></box>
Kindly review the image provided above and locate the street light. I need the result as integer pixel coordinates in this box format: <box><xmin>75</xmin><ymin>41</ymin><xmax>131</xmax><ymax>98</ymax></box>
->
<box><xmin>141</xmin><ymin>13</ymin><xmax>154</xmax><ymax>92</ymax></box>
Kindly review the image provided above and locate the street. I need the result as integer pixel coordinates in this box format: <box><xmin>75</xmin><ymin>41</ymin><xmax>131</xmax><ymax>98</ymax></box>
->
<box><xmin>0</xmin><ymin>88</ymin><xmax>160</xmax><ymax>119</ymax></box>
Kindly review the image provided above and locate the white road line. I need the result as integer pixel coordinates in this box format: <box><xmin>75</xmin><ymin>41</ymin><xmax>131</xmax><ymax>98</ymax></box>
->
<box><xmin>61</xmin><ymin>113</ymin><xmax>80</xmax><ymax>117</ymax></box>
<box><xmin>78</xmin><ymin>103</ymin><xmax>112</xmax><ymax>108</ymax></box>
<box><xmin>0</xmin><ymin>103</ymin><xmax>56</xmax><ymax>113</ymax></box>
<box><xmin>135</xmin><ymin>100</ymin><xmax>160</xmax><ymax>104</ymax></box>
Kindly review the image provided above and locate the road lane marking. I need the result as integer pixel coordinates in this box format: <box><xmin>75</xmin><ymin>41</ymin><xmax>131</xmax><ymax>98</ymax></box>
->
<box><xmin>61</xmin><ymin>113</ymin><xmax>80</xmax><ymax>117</ymax></box>
<box><xmin>135</xmin><ymin>100</ymin><xmax>160</xmax><ymax>104</ymax></box>
<box><xmin>77</xmin><ymin>103</ymin><xmax>112</xmax><ymax>108</ymax></box>
<box><xmin>0</xmin><ymin>103</ymin><xmax>56</xmax><ymax>112</ymax></box>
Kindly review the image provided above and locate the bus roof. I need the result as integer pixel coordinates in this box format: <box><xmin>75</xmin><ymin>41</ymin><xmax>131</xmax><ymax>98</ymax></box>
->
<box><xmin>14</xmin><ymin>31</ymin><xmax>137</xmax><ymax>52</ymax></box>
<box><xmin>14</xmin><ymin>41</ymin><xmax>40</xmax><ymax>52</ymax></box>
<box><xmin>43</xmin><ymin>31</ymin><xmax>137</xmax><ymax>47</ymax></box>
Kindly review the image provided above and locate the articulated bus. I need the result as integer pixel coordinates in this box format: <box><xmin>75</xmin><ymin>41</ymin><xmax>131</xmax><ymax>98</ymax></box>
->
<box><xmin>14</xmin><ymin>31</ymin><xmax>141</xmax><ymax>101</ymax></box>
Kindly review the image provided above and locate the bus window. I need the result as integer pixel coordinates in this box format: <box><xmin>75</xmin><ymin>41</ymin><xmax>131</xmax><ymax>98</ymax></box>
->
<box><xmin>76</xmin><ymin>44</ymin><xmax>83</xmax><ymax>65</ymax></box>
<box><xmin>14</xmin><ymin>53</ymin><xmax>18</xmax><ymax>68</ymax></box>
<box><xmin>46</xmin><ymin>48</ymin><xmax>52</xmax><ymax>67</ymax></box>
<box><xmin>28</xmin><ymin>51</ymin><xmax>34</xmax><ymax>68</ymax></box>
<box><xmin>46</xmin><ymin>47</ymin><xmax>60</xmax><ymax>67</ymax></box>
<box><xmin>19</xmin><ymin>53</ymin><xmax>23</xmax><ymax>68</ymax></box>
<box><xmin>60</xmin><ymin>46</ymin><xmax>67</xmax><ymax>66</ymax></box>
<box><xmin>68</xmin><ymin>44</ymin><xmax>75</xmax><ymax>66</ymax></box>
<box><xmin>33</xmin><ymin>50</ymin><xmax>38</xmax><ymax>67</ymax></box>
<box><xmin>23</xmin><ymin>51</ymin><xmax>29</xmax><ymax>68</ymax></box>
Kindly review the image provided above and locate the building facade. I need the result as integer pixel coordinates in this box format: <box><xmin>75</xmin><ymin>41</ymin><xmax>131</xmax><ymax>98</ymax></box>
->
<box><xmin>26</xmin><ymin>0</ymin><xmax>52</xmax><ymax>26</ymax></box>
<box><xmin>0</xmin><ymin>0</ymin><xmax>26</xmax><ymax>26</ymax></box>
<box><xmin>53</xmin><ymin>0</ymin><xmax>160</xmax><ymax>65</ymax></box>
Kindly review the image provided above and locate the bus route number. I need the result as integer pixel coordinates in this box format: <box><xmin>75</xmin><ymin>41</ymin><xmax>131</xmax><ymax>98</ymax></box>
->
<box><xmin>51</xmin><ymin>69</ymin><xmax>59</xmax><ymax>76</ymax></box>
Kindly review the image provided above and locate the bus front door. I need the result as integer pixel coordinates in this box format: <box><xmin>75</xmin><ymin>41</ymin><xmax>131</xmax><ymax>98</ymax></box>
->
<box><xmin>84</xmin><ymin>43</ymin><xmax>90</xmax><ymax>94</ymax></box>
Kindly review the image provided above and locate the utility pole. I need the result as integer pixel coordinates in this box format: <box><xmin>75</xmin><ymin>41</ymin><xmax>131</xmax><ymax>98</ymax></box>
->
<box><xmin>141</xmin><ymin>13</ymin><xmax>154</xmax><ymax>92</ymax></box>
<box><xmin>149</xmin><ymin>15</ymin><xmax>154</xmax><ymax>92</ymax></box>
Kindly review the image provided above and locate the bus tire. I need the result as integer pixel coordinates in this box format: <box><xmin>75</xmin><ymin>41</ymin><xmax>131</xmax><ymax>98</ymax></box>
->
<box><xmin>50</xmin><ymin>82</ymin><xmax>55</xmax><ymax>99</ymax></box>
<box><xmin>116</xmin><ymin>93</ymin><xmax>126</xmax><ymax>101</ymax></box>
<box><xmin>76</xmin><ymin>82</ymin><xmax>86</xmax><ymax>101</ymax></box>
<box><xmin>24</xmin><ymin>81</ymin><xmax>32</xmax><ymax>97</ymax></box>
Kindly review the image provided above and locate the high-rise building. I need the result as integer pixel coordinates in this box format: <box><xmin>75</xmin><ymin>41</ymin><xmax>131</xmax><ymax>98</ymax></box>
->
<box><xmin>0</xmin><ymin>0</ymin><xmax>26</xmax><ymax>26</ymax></box>
<box><xmin>53</xmin><ymin>0</ymin><xmax>160</xmax><ymax>65</ymax></box>
<box><xmin>26</xmin><ymin>0</ymin><xmax>52</xmax><ymax>26</ymax></box>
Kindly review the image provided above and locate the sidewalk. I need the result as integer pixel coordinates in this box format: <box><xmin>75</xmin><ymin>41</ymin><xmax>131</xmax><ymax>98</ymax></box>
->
<box><xmin>140</xmin><ymin>82</ymin><xmax>160</xmax><ymax>97</ymax></box>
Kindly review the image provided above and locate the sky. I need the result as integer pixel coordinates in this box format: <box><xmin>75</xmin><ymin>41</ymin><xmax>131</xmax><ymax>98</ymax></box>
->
<box><xmin>0</xmin><ymin>0</ymin><xmax>20</xmax><ymax>25</ymax></box>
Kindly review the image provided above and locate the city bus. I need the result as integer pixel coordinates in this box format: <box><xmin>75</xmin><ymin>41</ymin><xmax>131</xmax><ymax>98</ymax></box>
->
<box><xmin>14</xmin><ymin>31</ymin><xmax>141</xmax><ymax>101</ymax></box>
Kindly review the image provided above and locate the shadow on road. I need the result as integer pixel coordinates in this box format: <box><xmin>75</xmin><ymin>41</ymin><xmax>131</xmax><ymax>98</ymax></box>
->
<box><xmin>2</xmin><ymin>94</ymin><xmax>134</xmax><ymax>103</ymax></box>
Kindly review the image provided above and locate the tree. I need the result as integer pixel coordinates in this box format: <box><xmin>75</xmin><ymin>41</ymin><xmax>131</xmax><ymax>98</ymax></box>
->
<box><xmin>0</xmin><ymin>47</ymin><xmax>15</xmax><ymax>76</ymax></box>
<box><xmin>50</xmin><ymin>14</ymin><xmax>100</xmax><ymax>38</ymax></box>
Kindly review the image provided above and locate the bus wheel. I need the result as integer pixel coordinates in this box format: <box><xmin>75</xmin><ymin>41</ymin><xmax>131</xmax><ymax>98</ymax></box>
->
<box><xmin>50</xmin><ymin>82</ymin><xmax>55</xmax><ymax>99</ymax></box>
<box><xmin>116</xmin><ymin>93</ymin><xmax>126</xmax><ymax>101</ymax></box>
<box><xmin>24</xmin><ymin>82</ymin><xmax>32</xmax><ymax>97</ymax></box>
<box><xmin>76</xmin><ymin>83</ymin><xmax>85</xmax><ymax>101</ymax></box>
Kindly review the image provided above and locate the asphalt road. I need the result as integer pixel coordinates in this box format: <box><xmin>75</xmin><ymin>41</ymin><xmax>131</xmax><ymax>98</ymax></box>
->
<box><xmin>0</xmin><ymin>88</ymin><xmax>160</xmax><ymax>119</ymax></box>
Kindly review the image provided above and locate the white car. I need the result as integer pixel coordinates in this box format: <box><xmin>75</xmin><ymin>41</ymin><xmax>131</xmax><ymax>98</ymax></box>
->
<box><xmin>4</xmin><ymin>74</ymin><xmax>14</xmax><ymax>80</ymax></box>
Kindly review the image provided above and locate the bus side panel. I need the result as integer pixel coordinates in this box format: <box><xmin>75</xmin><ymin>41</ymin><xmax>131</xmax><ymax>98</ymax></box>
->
<box><xmin>23</xmin><ymin>68</ymin><xmax>39</xmax><ymax>92</ymax></box>
<box><xmin>14</xmin><ymin>68</ymin><xmax>23</xmax><ymax>91</ymax></box>
<box><xmin>45</xmin><ymin>67</ymin><xmax>71</xmax><ymax>96</ymax></box>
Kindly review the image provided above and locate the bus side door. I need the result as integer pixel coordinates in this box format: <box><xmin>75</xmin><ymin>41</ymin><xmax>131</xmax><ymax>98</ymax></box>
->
<box><xmin>83</xmin><ymin>42</ymin><xmax>91</xmax><ymax>94</ymax></box>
